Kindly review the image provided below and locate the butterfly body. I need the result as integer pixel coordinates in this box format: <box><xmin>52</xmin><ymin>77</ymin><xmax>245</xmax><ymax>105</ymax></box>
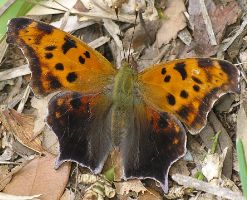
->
<box><xmin>111</xmin><ymin>63</ymin><xmax>136</xmax><ymax>145</ymax></box>
<box><xmin>6</xmin><ymin>18</ymin><xmax>239</xmax><ymax>193</ymax></box>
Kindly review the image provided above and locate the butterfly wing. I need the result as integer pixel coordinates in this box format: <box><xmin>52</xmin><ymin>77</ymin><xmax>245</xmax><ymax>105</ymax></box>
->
<box><xmin>47</xmin><ymin>91</ymin><xmax>112</xmax><ymax>172</ymax></box>
<box><xmin>7</xmin><ymin>18</ymin><xmax>116</xmax><ymax>96</ymax></box>
<box><xmin>120</xmin><ymin>99</ymin><xmax>186</xmax><ymax>192</ymax></box>
<box><xmin>137</xmin><ymin>58</ymin><xmax>239</xmax><ymax>134</ymax></box>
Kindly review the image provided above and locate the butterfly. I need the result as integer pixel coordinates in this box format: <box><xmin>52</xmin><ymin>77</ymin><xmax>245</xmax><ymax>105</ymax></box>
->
<box><xmin>6</xmin><ymin>18</ymin><xmax>239</xmax><ymax>193</ymax></box>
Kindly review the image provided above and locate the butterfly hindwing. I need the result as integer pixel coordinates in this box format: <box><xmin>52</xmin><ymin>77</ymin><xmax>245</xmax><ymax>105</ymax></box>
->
<box><xmin>120</xmin><ymin>99</ymin><xmax>186</xmax><ymax>192</ymax></box>
<box><xmin>7</xmin><ymin>18</ymin><xmax>116</xmax><ymax>96</ymax></box>
<box><xmin>137</xmin><ymin>58</ymin><xmax>239</xmax><ymax>134</ymax></box>
<box><xmin>47</xmin><ymin>91</ymin><xmax>112</xmax><ymax>172</ymax></box>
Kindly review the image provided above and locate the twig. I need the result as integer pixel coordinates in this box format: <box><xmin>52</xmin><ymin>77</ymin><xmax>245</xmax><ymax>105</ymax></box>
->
<box><xmin>199</xmin><ymin>0</ymin><xmax>217</xmax><ymax>45</ymax></box>
<box><xmin>88</xmin><ymin>36</ymin><xmax>110</xmax><ymax>49</ymax></box>
<box><xmin>172</xmin><ymin>174</ymin><xmax>245</xmax><ymax>200</ymax></box>
<box><xmin>76</xmin><ymin>11</ymin><xmax>137</xmax><ymax>23</ymax></box>
<box><xmin>17</xmin><ymin>86</ymin><xmax>31</xmax><ymax>113</ymax></box>
<box><xmin>0</xmin><ymin>64</ymin><xmax>30</xmax><ymax>81</ymax></box>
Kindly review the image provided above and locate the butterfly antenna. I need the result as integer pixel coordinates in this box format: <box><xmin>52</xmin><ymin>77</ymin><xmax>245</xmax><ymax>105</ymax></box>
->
<box><xmin>127</xmin><ymin>10</ymin><xmax>138</xmax><ymax>63</ymax></box>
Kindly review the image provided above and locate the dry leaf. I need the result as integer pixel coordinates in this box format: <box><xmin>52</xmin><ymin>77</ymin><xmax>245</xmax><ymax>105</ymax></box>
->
<box><xmin>27</xmin><ymin>0</ymin><xmax>78</xmax><ymax>15</ymax></box>
<box><xmin>3</xmin><ymin>153</ymin><xmax>71</xmax><ymax>200</ymax></box>
<box><xmin>114</xmin><ymin>179</ymin><xmax>147</xmax><ymax>195</ymax></box>
<box><xmin>0</xmin><ymin>161</ymin><xmax>32</xmax><ymax>192</ymax></box>
<box><xmin>156</xmin><ymin>0</ymin><xmax>186</xmax><ymax>47</ymax></box>
<box><xmin>0</xmin><ymin>109</ymin><xmax>43</xmax><ymax>154</ymax></box>
<box><xmin>169</xmin><ymin>159</ymin><xmax>190</xmax><ymax>177</ymax></box>
<box><xmin>202</xmin><ymin>149</ymin><xmax>227</xmax><ymax>183</ymax></box>
<box><xmin>0</xmin><ymin>192</ymin><xmax>41</xmax><ymax>200</ymax></box>
<box><xmin>138</xmin><ymin>188</ymin><xmax>162</xmax><ymax>200</ymax></box>
<box><xmin>182</xmin><ymin>0</ymin><xmax>241</xmax><ymax>57</ymax></box>
<box><xmin>200</xmin><ymin>111</ymin><xmax>234</xmax><ymax>179</ymax></box>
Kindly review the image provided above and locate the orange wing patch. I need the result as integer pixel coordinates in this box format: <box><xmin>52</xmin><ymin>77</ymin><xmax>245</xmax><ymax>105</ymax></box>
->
<box><xmin>7</xmin><ymin>18</ymin><xmax>116</xmax><ymax>96</ymax></box>
<box><xmin>137</xmin><ymin>58</ymin><xmax>239</xmax><ymax>134</ymax></box>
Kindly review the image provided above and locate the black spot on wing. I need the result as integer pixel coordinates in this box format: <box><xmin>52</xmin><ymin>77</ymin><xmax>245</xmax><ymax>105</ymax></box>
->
<box><xmin>84</xmin><ymin>51</ymin><xmax>90</xmax><ymax>58</ymax></box>
<box><xmin>180</xmin><ymin>90</ymin><xmax>188</xmax><ymax>98</ymax></box>
<box><xmin>62</xmin><ymin>36</ymin><xmax>77</xmax><ymax>54</ymax></box>
<box><xmin>158</xmin><ymin>115</ymin><xmax>169</xmax><ymax>129</ymax></box>
<box><xmin>55</xmin><ymin>63</ymin><xmax>64</xmax><ymax>70</ymax></box>
<box><xmin>192</xmin><ymin>76</ymin><xmax>203</xmax><ymax>84</ymax></box>
<box><xmin>161</xmin><ymin>68</ymin><xmax>166</xmax><ymax>75</ymax></box>
<box><xmin>70</xmin><ymin>98</ymin><xmax>82</xmax><ymax>109</ymax></box>
<box><xmin>45</xmin><ymin>53</ymin><xmax>53</xmax><ymax>59</ymax></box>
<box><xmin>79</xmin><ymin>56</ymin><xmax>85</xmax><ymax>64</ymax></box>
<box><xmin>67</xmin><ymin>72</ymin><xmax>77</xmax><ymax>83</ymax></box>
<box><xmin>167</xmin><ymin>93</ymin><xmax>176</xmax><ymax>105</ymax></box>
<box><xmin>45</xmin><ymin>45</ymin><xmax>57</xmax><ymax>51</ymax></box>
<box><xmin>164</xmin><ymin>75</ymin><xmax>171</xmax><ymax>82</ymax></box>
<box><xmin>174</xmin><ymin>62</ymin><xmax>187</xmax><ymax>80</ymax></box>
<box><xmin>198</xmin><ymin>58</ymin><xmax>213</xmax><ymax>68</ymax></box>
<box><xmin>193</xmin><ymin>85</ymin><xmax>200</xmax><ymax>92</ymax></box>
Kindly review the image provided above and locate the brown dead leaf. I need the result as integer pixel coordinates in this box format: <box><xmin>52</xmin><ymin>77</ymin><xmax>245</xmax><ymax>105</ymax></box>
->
<box><xmin>169</xmin><ymin>159</ymin><xmax>190</xmax><ymax>177</ymax></box>
<box><xmin>0</xmin><ymin>192</ymin><xmax>41</xmax><ymax>200</ymax></box>
<box><xmin>3</xmin><ymin>153</ymin><xmax>71</xmax><ymax>200</ymax></box>
<box><xmin>182</xmin><ymin>0</ymin><xmax>241</xmax><ymax>57</ymax></box>
<box><xmin>0</xmin><ymin>109</ymin><xmax>44</xmax><ymax>154</ymax></box>
<box><xmin>123</xmin><ymin>20</ymin><xmax>160</xmax><ymax>52</ymax></box>
<box><xmin>0</xmin><ymin>161</ymin><xmax>30</xmax><ymax>192</ymax></box>
<box><xmin>156</xmin><ymin>0</ymin><xmax>186</xmax><ymax>47</ymax></box>
<box><xmin>138</xmin><ymin>187</ymin><xmax>162</xmax><ymax>200</ymax></box>
<box><xmin>114</xmin><ymin>179</ymin><xmax>147</xmax><ymax>195</ymax></box>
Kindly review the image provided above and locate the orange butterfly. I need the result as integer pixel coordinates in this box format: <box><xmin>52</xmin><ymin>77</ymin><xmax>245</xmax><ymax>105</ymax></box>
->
<box><xmin>7</xmin><ymin>18</ymin><xmax>239</xmax><ymax>193</ymax></box>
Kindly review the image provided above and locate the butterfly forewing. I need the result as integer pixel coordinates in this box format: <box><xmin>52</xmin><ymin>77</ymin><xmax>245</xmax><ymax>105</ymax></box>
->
<box><xmin>137</xmin><ymin>58</ymin><xmax>239</xmax><ymax>134</ymax></box>
<box><xmin>7</xmin><ymin>18</ymin><xmax>116</xmax><ymax>96</ymax></box>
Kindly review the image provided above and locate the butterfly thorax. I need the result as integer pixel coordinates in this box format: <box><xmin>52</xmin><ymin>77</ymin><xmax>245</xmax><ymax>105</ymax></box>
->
<box><xmin>111</xmin><ymin>63</ymin><xmax>136</xmax><ymax>146</ymax></box>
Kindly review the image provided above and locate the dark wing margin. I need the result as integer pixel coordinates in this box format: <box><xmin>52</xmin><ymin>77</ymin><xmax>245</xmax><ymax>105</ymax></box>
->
<box><xmin>47</xmin><ymin>91</ymin><xmax>112</xmax><ymax>173</ymax></box>
<box><xmin>120</xmin><ymin>102</ymin><xmax>186</xmax><ymax>193</ymax></box>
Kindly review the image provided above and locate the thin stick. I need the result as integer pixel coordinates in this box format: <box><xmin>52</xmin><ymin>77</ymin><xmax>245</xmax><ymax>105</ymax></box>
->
<box><xmin>17</xmin><ymin>86</ymin><xmax>31</xmax><ymax>113</ymax></box>
<box><xmin>172</xmin><ymin>174</ymin><xmax>244</xmax><ymax>200</ymax></box>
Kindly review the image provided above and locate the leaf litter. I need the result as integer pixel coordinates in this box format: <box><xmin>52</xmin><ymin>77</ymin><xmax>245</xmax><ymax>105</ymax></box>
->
<box><xmin>0</xmin><ymin>0</ymin><xmax>246</xmax><ymax>199</ymax></box>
